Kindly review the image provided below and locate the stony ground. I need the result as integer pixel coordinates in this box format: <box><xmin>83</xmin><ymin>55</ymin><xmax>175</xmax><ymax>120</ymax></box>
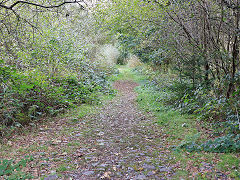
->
<box><xmin>1</xmin><ymin>70</ymin><xmax>239</xmax><ymax>180</ymax></box>
<box><xmin>0</xmin><ymin>79</ymin><xmax>176</xmax><ymax>180</ymax></box>
<box><xmin>65</xmin><ymin>80</ymin><xmax>174</xmax><ymax>179</ymax></box>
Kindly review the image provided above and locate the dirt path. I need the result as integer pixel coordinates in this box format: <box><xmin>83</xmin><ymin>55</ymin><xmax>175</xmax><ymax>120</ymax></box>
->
<box><xmin>65</xmin><ymin>80</ymin><xmax>174</xmax><ymax>179</ymax></box>
<box><xmin>0</xmin><ymin>80</ymin><xmax>174</xmax><ymax>180</ymax></box>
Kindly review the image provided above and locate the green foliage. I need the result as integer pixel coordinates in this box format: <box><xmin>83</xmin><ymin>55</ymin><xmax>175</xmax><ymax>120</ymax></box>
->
<box><xmin>132</xmin><ymin>66</ymin><xmax>197</xmax><ymax>143</ymax></box>
<box><xmin>96</xmin><ymin>0</ymin><xmax>240</xmax><ymax>137</ymax></box>
<box><xmin>133</xmin><ymin>65</ymin><xmax>240</xmax><ymax>153</ymax></box>
<box><xmin>0</xmin><ymin>13</ymin><xmax>117</xmax><ymax>137</ymax></box>
<box><xmin>56</xmin><ymin>164</ymin><xmax>68</xmax><ymax>173</ymax></box>
<box><xmin>0</xmin><ymin>61</ymin><xmax>115</xmax><ymax>136</ymax></box>
<box><xmin>0</xmin><ymin>156</ymin><xmax>33</xmax><ymax>179</ymax></box>
<box><xmin>179</xmin><ymin>134</ymin><xmax>240</xmax><ymax>153</ymax></box>
<box><xmin>217</xmin><ymin>154</ymin><xmax>240</xmax><ymax>171</ymax></box>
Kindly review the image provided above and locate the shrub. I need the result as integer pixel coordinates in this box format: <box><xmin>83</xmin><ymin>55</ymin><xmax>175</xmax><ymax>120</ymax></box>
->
<box><xmin>179</xmin><ymin>134</ymin><xmax>240</xmax><ymax>153</ymax></box>
<box><xmin>0</xmin><ymin>58</ymin><xmax>116</xmax><ymax>137</ymax></box>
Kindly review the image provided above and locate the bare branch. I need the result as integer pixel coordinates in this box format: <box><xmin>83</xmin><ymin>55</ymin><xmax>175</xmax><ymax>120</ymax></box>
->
<box><xmin>0</xmin><ymin>0</ymin><xmax>84</xmax><ymax>10</ymax></box>
<box><xmin>222</xmin><ymin>0</ymin><xmax>240</xmax><ymax>10</ymax></box>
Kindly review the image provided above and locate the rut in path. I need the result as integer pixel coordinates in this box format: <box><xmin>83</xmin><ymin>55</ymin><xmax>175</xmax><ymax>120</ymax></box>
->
<box><xmin>66</xmin><ymin>80</ymin><xmax>174</xmax><ymax>179</ymax></box>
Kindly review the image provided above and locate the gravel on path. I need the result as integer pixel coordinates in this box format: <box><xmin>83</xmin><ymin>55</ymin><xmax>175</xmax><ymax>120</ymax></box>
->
<box><xmin>65</xmin><ymin>80</ymin><xmax>174</xmax><ymax>179</ymax></box>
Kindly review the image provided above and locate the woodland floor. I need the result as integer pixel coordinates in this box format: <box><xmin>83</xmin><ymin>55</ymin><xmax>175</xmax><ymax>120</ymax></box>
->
<box><xmin>0</xmin><ymin>69</ymin><xmax>239</xmax><ymax>180</ymax></box>
<box><xmin>65</xmin><ymin>80</ymin><xmax>174</xmax><ymax>179</ymax></box>
<box><xmin>0</xmin><ymin>79</ymin><xmax>175</xmax><ymax>180</ymax></box>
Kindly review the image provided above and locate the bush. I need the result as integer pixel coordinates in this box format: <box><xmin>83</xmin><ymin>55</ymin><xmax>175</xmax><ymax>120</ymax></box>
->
<box><xmin>134</xmin><ymin>65</ymin><xmax>240</xmax><ymax>153</ymax></box>
<box><xmin>0</xmin><ymin>58</ymin><xmax>116</xmax><ymax>137</ymax></box>
<box><xmin>179</xmin><ymin>134</ymin><xmax>240</xmax><ymax>153</ymax></box>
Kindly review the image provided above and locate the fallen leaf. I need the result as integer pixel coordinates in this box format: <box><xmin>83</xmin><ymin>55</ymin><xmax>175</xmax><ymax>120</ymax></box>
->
<box><xmin>75</xmin><ymin>153</ymin><xmax>84</xmax><ymax>158</ymax></box>
<box><xmin>100</xmin><ymin>171</ymin><xmax>111</xmax><ymax>179</ymax></box>
<box><xmin>7</xmin><ymin>141</ymin><xmax>12</xmax><ymax>146</ymax></box>
<box><xmin>59</xmin><ymin>152</ymin><xmax>68</xmax><ymax>156</ymax></box>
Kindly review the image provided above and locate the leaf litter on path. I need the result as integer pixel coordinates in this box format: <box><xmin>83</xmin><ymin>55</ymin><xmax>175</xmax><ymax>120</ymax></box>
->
<box><xmin>0</xmin><ymin>80</ymin><xmax>175</xmax><ymax>179</ymax></box>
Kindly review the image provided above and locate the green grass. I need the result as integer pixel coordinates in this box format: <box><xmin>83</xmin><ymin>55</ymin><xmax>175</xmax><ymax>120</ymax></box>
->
<box><xmin>217</xmin><ymin>154</ymin><xmax>240</xmax><ymax>170</ymax></box>
<box><xmin>217</xmin><ymin>154</ymin><xmax>240</xmax><ymax>178</ymax></box>
<box><xmin>132</xmin><ymin>69</ymin><xmax>197</xmax><ymax>145</ymax></box>
<box><xmin>56</xmin><ymin>164</ymin><xmax>68</xmax><ymax>173</ymax></box>
<box><xmin>67</xmin><ymin>142</ymin><xmax>81</xmax><ymax>147</ymax></box>
<box><xmin>118</xmin><ymin>65</ymin><xmax>240</xmax><ymax>179</ymax></box>
<box><xmin>111</xmin><ymin>65</ymin><xmax>146</xmax><ymax>82</ymax></box>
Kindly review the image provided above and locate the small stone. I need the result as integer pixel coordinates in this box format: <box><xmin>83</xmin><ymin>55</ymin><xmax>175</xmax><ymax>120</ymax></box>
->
<box><xmin>82</xmin><ymin>170</ymin><xmax>95</xmax><ymax>176</ymax></box>
<box><xmin>50</xmin><ymin>170</ymin><xmax>56</xmax><ymax>174</ymax></box>
<box><xmin>92</xmin><ymin>162</ymin><xmax>99</xmax><ymax>167</ymax></box>
<box><xmin>99</xmin><ymin>163</ymin><xmax>108</xmax><ymax>168</ymax></box>
<box><xmin>127</xmin><ymin>167</ymin><xmax>134</xmax><ymax>172</ymax></box>
<box><xmin>147</xmin><ymin>171</ymin><xmax>155</xmax><ymax>176</ymax></box>
<box><xmin>159</xmin><ymin>167</ymin><xmax>170</xmax><ymax>172</ymax></box>
<box><xmin>97</xmin><ymin>132</ymin><xmax>104</xmax><ymax>136</ymax></box>
<box><xmin>143</xmin><ymin>164</ymin><xmax>156</xmax><ymax>170</ymax></box>
<box><xmin>7</xmin><ymin>141</ymin><xmax>12</xmax><ymax>146</ymax></box>
<box><xmin>44</xmin><ymin>175</ymin><xmax>58</xmax><ymax>180</ymax></box>
<box><xmin>39</xmin><ymin>128</ymin><xmax>45</xmax><ymax>131</ymax></box>
<box><xmin>135</xmin><ymin>174</ymin><xmax>147</xmax><ymax>179</ymax></box>
<box><xmin>97</xmin><ymin>140</ymin><xmax>105</xmax><ymax>146</ymax></box>
<box><xmin>117</xmin><ymin>172</ymin><xmax>122</xmax><ymax>176</ymax></box>
<box><xmin>144</xmin><ymin>156</ymin><xmax>151</xmax><ymax>162</ymax></box>
<box><xmin>60</xmin><ymin>152</ymin><xmax>67</xmax><ymax>156</ymax></box>
<box><xmin>85</xmin><ymin>157</ymin><xmax>93</xmax><ymax>161</ymax></box>
<box><xmin>75</xmin><ymin>133</ymin><xmax>82</xmax><ymax>137</ymax></box>
<box><xmin>100</xmin><ymin>171</ymin><xmax>111</xmax><ymax>179</ymax></box>
<box><xmin>97</xmin><ymin>168</ymin><xmax>105</xmax><ymax>171</ymax></box>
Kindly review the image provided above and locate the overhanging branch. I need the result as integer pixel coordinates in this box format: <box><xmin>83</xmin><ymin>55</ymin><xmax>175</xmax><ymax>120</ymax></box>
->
<box><xmin>0</xmin><ymin>0</ymin><xmax>84</xmax><ymax>10</ymax></box>
<box><xmin>222</xmin><ymin>0</ymin><xmax>240</xmax><ymax>10</ymax></box>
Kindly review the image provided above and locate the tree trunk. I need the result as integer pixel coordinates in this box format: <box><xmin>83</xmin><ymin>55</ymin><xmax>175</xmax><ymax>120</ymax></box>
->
<box><xmin>227</xmin><ymin>8</ymin><xmax>239</xmax><ymax>98</ymax></box>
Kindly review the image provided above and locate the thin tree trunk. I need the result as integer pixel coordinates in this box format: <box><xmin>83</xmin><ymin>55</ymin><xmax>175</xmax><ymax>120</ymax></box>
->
<box><xmin>227</xmin><ymin>8</ymin><xmax>239</xmax><ymax>98</ymax></box>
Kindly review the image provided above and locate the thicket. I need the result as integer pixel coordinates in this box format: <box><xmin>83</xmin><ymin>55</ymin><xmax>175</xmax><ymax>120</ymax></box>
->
<box><xmin>0</xmin><ymin>1</ymin><xmax>117</xmax><ymax>138</ymax></box>
<box><xmin>96</xmin><ymin>0</ymin><xmax>240</xmax><ymax>152</ymax></box>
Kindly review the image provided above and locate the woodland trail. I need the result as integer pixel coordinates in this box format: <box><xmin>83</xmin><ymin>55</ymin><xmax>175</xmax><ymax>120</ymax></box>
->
<box><xmin>0</xmin><ymin>79</ymin><xmax>175</xmax><ymax>180</ymax></box>
<box><xmin>2</xmin><ymin>72</ymin><xmax>234</xmax><ymax>179</ymax></box>
<box><xmin>65</xmin><ymin>80</ymin><xmax>174</xmax><ymax>179</ymax></box>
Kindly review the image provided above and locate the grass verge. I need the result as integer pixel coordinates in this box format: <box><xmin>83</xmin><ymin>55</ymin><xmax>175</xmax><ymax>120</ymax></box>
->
<box><xmin>119</xmin><ymin>65</ymin><xmax>240</xmax><ymax>179</ymax></box>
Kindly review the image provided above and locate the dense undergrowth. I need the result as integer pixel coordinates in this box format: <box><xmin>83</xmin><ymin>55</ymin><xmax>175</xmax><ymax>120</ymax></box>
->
<box><xmin>0</xmin><ymin>13</ymin><xmax>118</xmax><ymax>139</ymax></box>
<box><xmin>0</xmin><ymin>58</ymin><xmax>116</xmax><ymax>138</ymax></box>
<box><xmin>95</xmin><ymin>0</ymin><xmax>240</xmax><ymax>155</ymax></box>
<box><xmin>133</xmin><ymin>65</ymin><xmax>240</xmax><ymax>153</ymax></box>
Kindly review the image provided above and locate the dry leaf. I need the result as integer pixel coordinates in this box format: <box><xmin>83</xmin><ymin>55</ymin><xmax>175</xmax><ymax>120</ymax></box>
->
<box><xmin>59</xmin><ymin>152</ymin><xmax>68</xmax><ymax>156</ymax></box>
<box><xmin>100</xmin><ymin>171</ymin><xmax>111</xmax><ymax>179</ymax></box>
<box><xmin>7</xmin><ymin>141</ymin><xmax>12</xmax><ymax>146</ymax></box>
